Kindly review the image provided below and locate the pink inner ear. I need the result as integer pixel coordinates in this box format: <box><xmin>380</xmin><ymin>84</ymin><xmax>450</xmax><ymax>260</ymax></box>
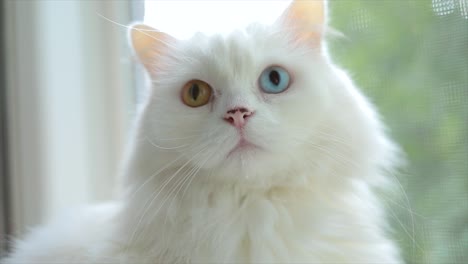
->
<box><xmin>131</xmin><ymin>24</ymin><xmax>177</xmax><ymax>76</ymax></box>
<box><xmin>279</xmin><ymin>0</ymin><xmax>325</xmax><ymax>48</ymax></box>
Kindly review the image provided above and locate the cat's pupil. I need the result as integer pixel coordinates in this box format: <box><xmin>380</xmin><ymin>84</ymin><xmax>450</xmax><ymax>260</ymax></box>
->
<box><xmin>190</xmin><ymin>83</ymin><xmax>200</xmax><ymax>100</ymax></box>
<box><xmin>269</xmin><ymin>70</ymin><xmax>280</xmax><ymax>86</ymax></box>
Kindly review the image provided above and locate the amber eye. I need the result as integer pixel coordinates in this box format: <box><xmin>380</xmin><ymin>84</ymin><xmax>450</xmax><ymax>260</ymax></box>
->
<box><xmin>181</xmin><ymin>80</ymin><xmax>212</xmax><ymax>107</ymax></box>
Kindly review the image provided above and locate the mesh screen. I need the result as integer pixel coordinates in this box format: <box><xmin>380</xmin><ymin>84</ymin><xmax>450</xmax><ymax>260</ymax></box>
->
<box><xmin>329</xmin><ymin>0</ymin><xmax>468</xmax><ymax>263</ymax></box>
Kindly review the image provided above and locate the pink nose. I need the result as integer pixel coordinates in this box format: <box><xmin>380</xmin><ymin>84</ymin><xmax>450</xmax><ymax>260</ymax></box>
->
<box><xmin>224</xmin><ymin>107</ymin><xmax>253</xmax><ymax>128</ymax></box>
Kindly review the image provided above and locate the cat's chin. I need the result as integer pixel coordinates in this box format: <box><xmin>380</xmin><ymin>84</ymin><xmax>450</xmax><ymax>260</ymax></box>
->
<box><xmin>226</xmin><ymin>139</ymin><xmax>262</xmax><ymax>158</ymax></box>
<box><xmin>204</xmin><ymin>147</ymin><xmax>291</xmax><ymax>186</ymax></box>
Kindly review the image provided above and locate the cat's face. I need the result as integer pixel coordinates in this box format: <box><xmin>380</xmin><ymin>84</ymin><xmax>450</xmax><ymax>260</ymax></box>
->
<box><xmin>133</xmin><ymin>1</ymin><xmax>342</xmax><ymax>184</ymax></box>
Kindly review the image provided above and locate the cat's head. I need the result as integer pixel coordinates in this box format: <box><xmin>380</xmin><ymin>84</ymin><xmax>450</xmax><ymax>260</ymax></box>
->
<box><xmin>129</xmin><ymin>0</ymin><xmax>393</xmax><ymax>187</ymax></box>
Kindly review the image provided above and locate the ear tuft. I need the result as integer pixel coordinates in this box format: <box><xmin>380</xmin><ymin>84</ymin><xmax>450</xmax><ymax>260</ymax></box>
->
<box><xmin>128</xmin><ymin>23</ymin><xmax>176</xmax><ymax>73</ymax></box>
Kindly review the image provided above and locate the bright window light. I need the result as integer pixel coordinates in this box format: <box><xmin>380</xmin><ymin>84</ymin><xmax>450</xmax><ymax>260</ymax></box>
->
<box><xmin>144</xmin><ymin>0</ymin><xmax>292</xmax><ymax>39</ymax></box>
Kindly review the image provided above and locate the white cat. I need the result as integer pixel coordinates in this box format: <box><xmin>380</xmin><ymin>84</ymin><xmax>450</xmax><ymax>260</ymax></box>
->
<box><xmin>3</xmin><ymin>1</ymin><xmax>403</xmax><ymax>263</ymax></box>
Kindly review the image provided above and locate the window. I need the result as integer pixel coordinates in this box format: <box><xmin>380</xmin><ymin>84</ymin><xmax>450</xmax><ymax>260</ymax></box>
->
<box><xmin>329</xmin><ymin>1</ymin><xmax>468</xmax><ymax>263</ymax></box>
<box><xmin>0</xmin><ymin>0</ymin><xmax>9</xmax><ymax>251</ymax></box>
<box><xmin>2</xmin><ymin>0</ymin><xmax>143</xmax><ymax>241</ymax></box>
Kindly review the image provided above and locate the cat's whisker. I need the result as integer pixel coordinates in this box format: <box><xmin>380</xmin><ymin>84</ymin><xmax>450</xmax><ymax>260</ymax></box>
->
<box><xmin>144</xmin><ymin>52</ymin><xmax>200</xmax><ymax>68</ymax></box>
<box><xmin>386</xmin><ymin>171</ymin><xmax>421</xmax><ymax>254</ymax></box>
<box><xmin>143</xmin><ymin>109</ymin><xmax>205</xmax><ymax>116</ymax></box>
<box><xmin>95</xmin><ymin>13</ymin><xmax>134</xmax><ymax>30</ymax></box>
<box><xmin>143</xmin><ymin>125</ymin><xmax>213</xmax><ymax>136</ymax></box>
<box><xmin>160</xmin><ymin>163</ymin><xmax>200</xmax><ymax>243</ymax></box>
<box><xmin>384</xmin><ymin>199</ymin><xmax>422</xmax><ymax>253</ymax></box>
<box><xmin>126</xmin><ymin>126</ymin><xmax>221</xmax><ymax>202</ymax></box>
<box><xmin>152</xmin><ymin>134</ymin><xmax>203</xmax><ymax>141</ymax></box>
<box><xmin>298</xmin><ymin>134</ymin><xmax>354</xmax><ymax>153</ymax></box>
<box><xmin>293</xmin><ymin>138</ymin><xmax>360</xmax><ymax>169</ymax></box>
<box><xmin>149</xmin><ymin>146</ymin><xmax>212</xmax><ymax>225</ymax></box>
<box><xmin>96</xmin><ymin>13</ymin><xmax>181</xmax><ymax>51</ymax></box>
<box><xmin>146</xmin><ymin>135</ymin><xmax>189</xmax><ymax>150</ymax></box>
<box><xmin>297</xmin><ymin>138</ymin><xmax>348</xmax><ymax>159</ymax></box>
<box><xmin>138</xmin><ymin>129</ymin><xmax>217</xmax><ymax>205</ymax></box>
<box><xmin>127</xmin><ymin>130</ymin><xmax>224</xmax><ymax>198</ymax></box>
<box><xmin>126</xmin><ymin>143</ymin><xmax>210</xmax><ymax>251</ymax></box>
<box><xmin>297</xmin><ymin>128</ymin><xmax>419</xmax><ymax>254</ymax></box>
<box><xmin>380</xmin><ymin>195</ymin><xmax>426</xmax><ymax>219</ymax></box>
<box><xmin>291</xmin><ymin>125</ymin><xmax>354</xmax><ymax>147</ymax></box>
<box><xmin>299</xmin><ymin>151</ymin><xmax>350</xmax><ymax>187</ymax></box>
<box><xmin>151</xmin><ymin>114</ymin><xmax>210</xmax><ymax>122</ymax></box>
<box><xmin>148</xmin><ymin>54</ymin><xmax>196</xmax><ymax>70</ymax></box>
<box><xmin>179</xmin><ymin>163</ymin><xmax>205</xmax><ymax>203</ymax></box>
<box><xmin>163</xmin><ymin>147</ymin><xmax>216</xmax><ymax>239</ymax></box>
<box><xmin>126</xmin><ymin>153</ymin><xmax>185</xmax><ymax>200</ymax></box>
<box><xmin>312</xmin><ymin>130</ymin><xmax>353</xmax><ymax>145</ymax></box>
<box><xmin>124</xmin><ymin>164</ymin><xmax>186</xmax><ymax>254</ymax></box>
<box><xmin>298</xmin><ymin>127</ymin><xmax>420</xmax><ymax>253</ymax></box>
<box><xmin>181</xmin><ymin>138</ymin><xmax>226</xmax><ymax>199</ymax></box>
<box><xmin>381</xmin><ymin>198</ymin><xmax>425</xmax><ymax>254</ymax></box>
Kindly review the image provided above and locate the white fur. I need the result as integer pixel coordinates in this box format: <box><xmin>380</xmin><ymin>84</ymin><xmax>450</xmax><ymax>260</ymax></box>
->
<box><xmin>3</xmin><ymin>12</ymin><xmax>403</xmax><ymax>264</ymax></box>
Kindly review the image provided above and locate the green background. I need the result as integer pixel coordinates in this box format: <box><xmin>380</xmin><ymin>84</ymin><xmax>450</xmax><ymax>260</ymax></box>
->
<box><xmin>329</xmin><ymin>0</ymin><xmax>468</xmax><ymax>263</ymax></box>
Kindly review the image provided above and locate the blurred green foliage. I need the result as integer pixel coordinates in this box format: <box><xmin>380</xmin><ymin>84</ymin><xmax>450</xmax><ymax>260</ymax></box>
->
<box><xmin>329</xmin><ymin>1</ymin><xmax>468</xmax><ymax>263</ymax></box>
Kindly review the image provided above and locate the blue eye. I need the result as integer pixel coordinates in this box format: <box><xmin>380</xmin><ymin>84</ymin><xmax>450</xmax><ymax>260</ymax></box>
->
<box><xmin>259</xmin><ymin>66</ymin><xmax>291</xmax><ymax>94</ymax></box>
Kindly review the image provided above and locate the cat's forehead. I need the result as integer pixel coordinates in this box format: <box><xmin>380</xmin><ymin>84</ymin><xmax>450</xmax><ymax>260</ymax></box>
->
<box><xmin>190</xmin><ymin>24</ymin><xmax>274</xmax><ymax>54</ymax></box>
<box><xmin>176</xmin><ymin>24</ymin><xmax>289</xmax><ymax>86</ymax></box>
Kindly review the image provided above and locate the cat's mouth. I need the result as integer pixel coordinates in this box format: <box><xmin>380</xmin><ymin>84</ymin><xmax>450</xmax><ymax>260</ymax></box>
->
<box><xmin>227</xmin><ymin>138</ymin><xmax>261</xmax><ymax>157</ymax></box>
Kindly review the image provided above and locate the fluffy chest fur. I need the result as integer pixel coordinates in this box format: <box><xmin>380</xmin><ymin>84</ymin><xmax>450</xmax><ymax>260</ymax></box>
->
<box><xmin>115</xmin><ymin>176</ymin><xmax>399</xmax><ymax>263</ymax></box>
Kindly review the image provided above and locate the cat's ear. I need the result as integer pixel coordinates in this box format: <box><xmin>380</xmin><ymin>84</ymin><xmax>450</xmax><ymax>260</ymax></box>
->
<box><xmin>129</xmin><ymin>23</ymin><xmax>176</xmax><ymax>74</ymax></box>
<box><xmin>277</xmin><ymin>0</ymin><xmax>326</xmax><ymax>49</ymax></box>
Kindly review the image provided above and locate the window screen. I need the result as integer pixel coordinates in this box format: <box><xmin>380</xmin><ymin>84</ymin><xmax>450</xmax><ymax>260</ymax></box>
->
<box><xmin>329</xmin><ymin>0</ymin><xmax>468</xmax><ymax>263</ymax></box>
<box><xmin>0</xmin><ymin>0</ymin><xmax>10</xmax><ymax>256</ymax></box>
